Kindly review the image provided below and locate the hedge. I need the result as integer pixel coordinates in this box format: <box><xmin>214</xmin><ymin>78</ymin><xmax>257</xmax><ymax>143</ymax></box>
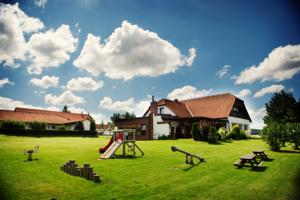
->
<box><xmin>0</xmin><ymin>128</ymin><xmax>97</xmax><ymax>137</ymax></box>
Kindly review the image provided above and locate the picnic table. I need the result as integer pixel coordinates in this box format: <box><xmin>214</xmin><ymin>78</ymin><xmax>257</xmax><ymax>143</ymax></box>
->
<box><xmin>234</xmin><ymin>153</ymin><xmax>263</xmax><ymax>169</ymax></box>
<box><xmin>252</xmin><ymin>150</ymin><xmax>269</xmax><ymax>160</ymax></box>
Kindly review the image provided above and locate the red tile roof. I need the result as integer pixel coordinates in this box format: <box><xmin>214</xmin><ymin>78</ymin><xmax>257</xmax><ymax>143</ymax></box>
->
<box><xmin>181</xmin><ymin>93</ymin><xmax>237</xmax><ymax>119</ymax></box>
<box><xmin>156</xmin><ymin>99</ymin><xmax>191</xmax><ymax>118</ymax></box>
<box><xmin>0</xmin><ymin>107</ymin><xmax>92</xmax><ymax>124</ymax></box>
<box><xmin>147</xmin><ymin>93</ymin><xmax>250</xmax><ymax>120</ymax></box>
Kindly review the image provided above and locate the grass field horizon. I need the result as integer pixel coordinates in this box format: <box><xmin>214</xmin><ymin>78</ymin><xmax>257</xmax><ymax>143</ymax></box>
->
<box><xmin>0</xmin><ymin>135</ymin><xmax>299</xmax><ymax>200</ymax></box>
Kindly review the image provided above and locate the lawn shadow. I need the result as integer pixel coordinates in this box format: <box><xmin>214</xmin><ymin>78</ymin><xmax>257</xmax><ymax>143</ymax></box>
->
<box><xmin>174</xmin><ymin>160</ymin><xmax>205</xmax><ymax>171</ymax></box>
<box><xmin>277</xmin><ymin>150</ymin><xmax>300</xmax><ymax>154</ymax></box>
<box><xmin>23</xmin><ymin>158</ymin><xmax>39</xmax><ymax>162</ymax></box>
<box><xmin>250</xmin><ymin>166</ymin><xmax>268</xmax><ymax>172</ymax></box>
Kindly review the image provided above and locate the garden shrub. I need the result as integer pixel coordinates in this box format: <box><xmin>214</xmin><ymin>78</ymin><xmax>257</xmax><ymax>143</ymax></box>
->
<box><xmin>191</xmin><ymin>123</ymin><xmax>200</xmax><ymax>141</ymax></box>
<box><xmin>158</xmin><ymin>135</ymin><xmax>172</xmax><ymax>140</ymax></box>
<box><xmin>229</xmin><ymin>125</ymin><xmax>240</xmax><ymax>140</ymax></box>
<box><xmin>56</xmin><ymin>125</ymin><xmax>67</xmax><ymax>131</ymax></box>
<box><xmin>217</xmin><ymin>127</ymin><xmax>228</xmax><ymax>141</ymax></box>
<box><xmin>0</xmin><ymin>120</ymin><xmax>25</xmax><ymax>129</ymax></box>
<box><xmin>29</xmin><ymin>121</ymin><xmax>46</xmax><ymax>130</ymax></box>
<box><xmin>200</xmin><ymin>126</ymin><xmax>209</xmax><ymax>141</ymax></box>
<box><xmin>90</xmin><ymin>120</ymin><xmax>96</xmax><ymax>131</ymax></box>
<box><xmin>208</xmin><ymin>126</ymin><xmax>219</xmax><ymax>143</ymax></box>
<box><xmin>239</xmin><ymin>130</ymin><xmax>248</xmax><ymax>139</ymax></box>
<box><xmin>75</xmin><ymin>121</ymin><xmax>84</xmax><ymax>131</ymax></box>
<box><xmin>262</xmin><ymin>122</ymin><xmax>284</xmax><ymax>151</ymax></box>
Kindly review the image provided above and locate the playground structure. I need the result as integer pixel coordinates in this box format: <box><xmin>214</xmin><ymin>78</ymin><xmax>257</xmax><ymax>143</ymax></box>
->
<box><xmin>23</xmin><ymin>145</ymin><xmax>39</xmax><ymax>161</ymax></box>
<box><xmin>60</xmin><ymin>160</ymin><xmax>101</xmax><ymax>183</ymax></box>
<box><xmin>99</xmin><ymin>129</ymin><xmax>144</xmax><ymax>159</ymax></box>
<box><xmin>171</xmin><ymin>146</ymin><xmax>205</xmax><ymax>165</ymax></box>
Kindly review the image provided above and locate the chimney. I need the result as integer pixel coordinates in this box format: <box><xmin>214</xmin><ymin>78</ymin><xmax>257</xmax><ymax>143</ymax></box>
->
<box><xmin>174</xmin><ymin>99</ymin><xmax>179</xmax><ymax>102</ymax></box>
<box><xmin>150</xmin><ymin>96</ymin><xmax>157</xmax><ymax>115</ymax></box>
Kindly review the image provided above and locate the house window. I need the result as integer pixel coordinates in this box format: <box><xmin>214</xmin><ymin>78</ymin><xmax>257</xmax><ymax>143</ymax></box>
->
<box><xmin>244</xmin><ymin>124</ymin><xmax>248</xmax><ymax>130</ymax></box>
<box><xmin>52</xmin><ymin>125</ymin><xmax>55</xmax><ymax>129</ymax></box>
<box><xmin>141</xmin><ymin>124</ymin><xmax>146</xmax><ymax>135</ymax></box>
<box><xmin>159</xmin><ymin>107</ymin><xmax>164</xmax><ymax>114</ymax></box>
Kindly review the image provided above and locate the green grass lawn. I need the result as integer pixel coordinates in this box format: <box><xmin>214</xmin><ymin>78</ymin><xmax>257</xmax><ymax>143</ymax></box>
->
<box><xmin>0</xmin><ymin>135</ymin><xmax>299</xmax><ymax>200</ymax></box>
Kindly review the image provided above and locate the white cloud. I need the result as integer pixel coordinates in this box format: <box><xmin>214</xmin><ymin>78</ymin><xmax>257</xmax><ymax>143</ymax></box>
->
<box><xmin>216</xmin><ymin>65</ymin><xmax>231</xmax><ymax>78</ymax></box>
<box><xmin>34</xmin><ymin>0</ymin><xmax>47</xmax><ymax>8</ymax></box>
<box><xmin>0</xmin><ymin>3</ymin><xmax>44</xmax><ymax>67</ymax></box>
<box><xmin>66</xmin><ymin>77</ymin><xmax>103</xmax><ymax>91</ymax></box>
<box><xmin>73</xmin><ymin>20</ymin><xmax>196</xmax><ymax>80</ymax></box>
<box><xmin>167</xmin><ymin>85</ymin><xmax>213</xmax><ymax>101</ymax></box>
<box><xmin>254</xmin><ymin>84</ymin><xmax>284</xmax><ymax>98</ymax></box>
<box><xmin>34</xmin><ymin>90</ymin><xmax>45</xmax><ymax>96</ymax></box>
<box><xmin>27</xmin><ymin>24</ymin><xmax>78</xmax><ymax>74</ymax></box>
<box><xmin>45</xmin><ymin>90</ymin><xmax>85</xmax><ymax>106</ymax></box>
<box><xmin>99</xmin><ymin>97</ymin><xmax>134</xmax><ymax>112</ymax></box>
<box><xmin>235</xmin><ymin>44</ymin><xmax>300</xmax><ymax>84</ymax></box>
<box><xmin>30</xmin><ymin>75</ymin><xmax>59</xmax><ymax>89</ymax></box>
<box><xmin>0</xmin><ymin>78</ymin><xmax>14</xmax><ymax>87</ymax></box>
<box><xmin>75</xmin><ymin>22</ymin><xmax>81</xmax><ymax>34</ymax></box>
<box><xmin>237</xmin><ymin>89</ymin><xmax>251</xmax><ymax>98</ymax></box>
<box><xmin>99</xmin><ymin>96</ymin><xmax>150</xmax><ymax>116</ymax></box>
<box><xmin>0</xmin><ymin>96</ymin><xmax>43</xmax><ymax>110</ymax></box>
<box><xmin>68</xmin><ymin>106</ymin><xmax>87</xmax><ymax>114</ymax></box>
<box><xmin>248</xmin><ymin>107</ymin><xmax>266</xmax><ymax>129</ymax></box>
<box><xmin>90</xmin><ymin>113</ymin><xmax>109</xmax><ymax>124</ymax></box>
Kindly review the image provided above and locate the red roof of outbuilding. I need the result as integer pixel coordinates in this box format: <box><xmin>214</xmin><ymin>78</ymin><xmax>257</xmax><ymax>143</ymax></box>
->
<box><xmin>0</xmin><ymin>107</ymin><xmax>92</xmax><ymax>124</ymax></box>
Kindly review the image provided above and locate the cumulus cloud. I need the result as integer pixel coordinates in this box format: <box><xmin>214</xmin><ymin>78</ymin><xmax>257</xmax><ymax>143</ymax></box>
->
<box><xmin>99</xmin><ymin>96</ymin><xmax>150</xmax><ymax>116</ymax></box>
<box><xmin>235</xmin><ymin>44</ymin><xmax>300</xmax><ymax>84</ymax></box>
<box><xmin>237</xmin><ymin>89</ymin><xmax>251</xmax><ymax>98</ymax></box>
<box><xmin>0</xmin><ymin>96</ymin><xmax>43</xmax><ymax>110</ymax></box>
<box><xmin>254</xmin><ymin>84</ymin><xmax>285</xmax><ymax>98</ymax></box>
<box><xmin>66</xmin><ymin>77</ymin><xmax>103</xmax><ymax>91</ymax></box>
<box><xmin>73</xmin><ymin>20</ymin><xmax>196</xmax><ymax>80</ymax></box>
<box><xmin>216</xmin><ymin>65</ymin><xmax>231</xmax><ymax>78</ymax></box>
<box><xmin>167</xmin><ymin>85</ymin><xmax>213</xmax><ymax>101</ymax></box>
<box><xmin>0</xmin><ymin>3</ymin><xmax>44</xmax><ymax>67</ymax></box>
<box><xmin>27</xmin><ymin>24</ymin><xmax>78</xmax><ymax>74</ymax></box>
<box><xmin>30</xmin><ymin>75</ymin><xmax>59</xmax><ymax>89</ymax></box>
<box><xmin>90</xmin><ymin>113</ymin><xmax>109</xmax><ymax>124</ymax></box>
<box><xmin>248</xmin><ymin>107</ymin><xmax>266</xmax><ymax>129</ymax></box>
<box><xmin>99</xmin><ymin>97</ymin><xmax>134</xmax><ymax>112</ymax></box>
<box><xmin>0</xmin><ymin>78</ymin><xmax>14</xmax><ymax>87</ymax></box>
<box><xmin>45</xmin><ymin>90</ymin><xmax>85</xmax><ymax>106</ymax></box>
<box><xmin>34</xmin><ymin>0</ymin><xmax>47</xmax><ymax>8</ymax></box>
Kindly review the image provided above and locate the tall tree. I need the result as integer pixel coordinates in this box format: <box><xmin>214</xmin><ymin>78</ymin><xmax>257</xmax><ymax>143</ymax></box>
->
<box><xmin>62</xmin><ymin>105</ymin><xmax>69</xmax><ymax>113</ymax></box>
<box><xmin>264</xmin><ymin>90</ymin><xmax>298</xmax><ymax>124</ymax></box>
<box><xmin>110</xmin><ymin>112</ymin><xmax>136</xmax><ymax>125</ymax></box>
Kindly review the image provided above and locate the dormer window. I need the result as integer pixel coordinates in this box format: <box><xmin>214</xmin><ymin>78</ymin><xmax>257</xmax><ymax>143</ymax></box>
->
<box><xmin>233</xmin><ymin>106</ymin><xmax>239</xmax><ymax>112</ymax></box>
<box><xmin>159</xmin><ymin>107</ymin><xmax>164</xmax><ymax>114</ymax></box>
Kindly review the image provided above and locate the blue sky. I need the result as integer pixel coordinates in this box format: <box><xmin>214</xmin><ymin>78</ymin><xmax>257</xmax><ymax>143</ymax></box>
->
<box><xmin>0</xmin><ymin>0</ymin><xmax>299</xmax><ymax>128</ymax></box>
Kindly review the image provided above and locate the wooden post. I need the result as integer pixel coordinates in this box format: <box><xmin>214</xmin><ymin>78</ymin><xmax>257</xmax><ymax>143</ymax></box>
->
<box><xmin>93</xmin><ymin>174</ymin><xmax>101</xmax><ymax>183</ymax></box>
<box><xmin>83</xmin><ymin>164</ymin><xmax>90</xmax><ymax>178</ymax></box>
<box><xmin>123</xmin><ymin>131</ymin><xmax>126</xmax><ymax>157</ymax></box>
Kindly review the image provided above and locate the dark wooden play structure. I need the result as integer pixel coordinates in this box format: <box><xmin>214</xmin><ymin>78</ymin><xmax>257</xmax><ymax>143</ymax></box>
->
<box><xmin>171</xmin><ymin>146</ymin><xmax>205</xmax><ymax>165</ymax></box>
<box><xmin>60</xmin><ymin>160</ymin><xmax>101</xmax><ymax>183</ymax></box>
<box><xmin>99</xmin><ymin>129</ymin><xmax>144</xmax><ymax>159</ymax></box>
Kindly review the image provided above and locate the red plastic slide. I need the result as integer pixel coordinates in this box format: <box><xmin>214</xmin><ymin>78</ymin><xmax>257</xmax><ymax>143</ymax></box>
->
<box><xmin>99</xmin><ymin>133</ymin><xmax>123</xmax><ymax>153</ymax></box>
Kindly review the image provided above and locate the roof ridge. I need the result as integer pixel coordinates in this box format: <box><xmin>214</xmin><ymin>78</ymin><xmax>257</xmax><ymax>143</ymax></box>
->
<box><xmin>180</xmin><ymin>92</ymin><xmax>236</xmax><ymax>102</ymax></box>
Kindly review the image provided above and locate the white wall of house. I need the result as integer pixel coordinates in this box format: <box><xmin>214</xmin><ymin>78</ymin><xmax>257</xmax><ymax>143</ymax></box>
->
<box><xmin>83</xmin><ymin>119</ymin><xmax>91</xmax><ymax>131</ymax></box>
<box><xmin>228</xmin><ymin>116</ymin><xmax>251</xmax><ymax>136</ymax></box>
<box><xmin>157</xmin><ymin>106</ymin><xmax>176</xmax><ymax>116</ymax></box>
<box><xmin>152</xmin><ymin>115</ymin><xmax>169</xmax><ymax>139</ymax></box>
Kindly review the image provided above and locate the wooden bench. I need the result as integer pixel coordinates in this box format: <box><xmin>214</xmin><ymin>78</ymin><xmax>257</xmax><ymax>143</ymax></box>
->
<box><xmin>234</xmin><ymin>153</ymin><xmax>263</xmax><ymax>169</ymax></box>
<box><xmin>253</xmin><ymin>150</ymin><xmax>269</xmax><ymax>160</ymax></box>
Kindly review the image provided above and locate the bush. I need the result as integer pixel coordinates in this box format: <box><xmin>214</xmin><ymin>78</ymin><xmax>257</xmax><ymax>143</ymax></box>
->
<box><xmin>157</xmin><ymin>135</ymin><xmax>172</xmax><ymax>140</ymax></box>
<box><xmin>239</xmin><ymin>130</ymin><xmax>248</xmax><ymax>139</ymax></box>
<box><xmin>208</xmin><ymin>126</ymin><xmax>219</xmax><ymax>143</ymax></box>
<box><xmin>286</xmin><ymin>122</ymin><xmax>300</xmax><ymax>150</ymax></box>
<box><xmin>0</xmin><ymin>120</ymin><xmax>25</xmax><ymax>129</ymax></box>
<box><xmin>90</xmin><ymin>120</ymin><xmax>96</xmax><ymax>131</ymax></box>
<box><xmin>56</xmin><ymin>125</ymin><xmax>67</xmax><ymax>131</ymax></box>
<box><xmin>262</xmin><ymin>122</ymin><xmax>284</xmax><ymax>151</ymax></box>
<box><xmin>74</xmin><ymin>121</ymin><xmax>84</xmax><ymax>131</ymax></box>
<box><xmin>191</xmin><ymin>123</ymin><xmax>200</xmax><ymax>141</ymax></box>
<box><xmin>217</xmin><ymin>127</ymin><xmax>228</xmax><ymax>141</ymax></box>
<box><xmin>229</xmin><ymin>125</ymin><xmax>240</xmax><ymax>140</ymax></box>
<box><xmin>29</xmin><ymin>121</ymin><xmax>46</xmax><ymax>130</ymax></box>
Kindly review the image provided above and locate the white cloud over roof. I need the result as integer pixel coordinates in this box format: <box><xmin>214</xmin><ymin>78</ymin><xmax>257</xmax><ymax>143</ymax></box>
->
<box><xmin>167</xmin><ymin>85</ymin><xmax>212</xmax><ymax>101</ymax></box>
<box><xmin>45</xmin><ymin>90</ymin><xmax>85</xmax><ymax>106</ymax></box>
<box><xmin>73</xmin><ymin>20</ymin><xmax>196</xmax><ymax>80</ymax></box>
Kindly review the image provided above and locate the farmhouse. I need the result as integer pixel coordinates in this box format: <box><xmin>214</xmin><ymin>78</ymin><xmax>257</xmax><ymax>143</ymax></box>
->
<box><xmin>0</xmin><ymin>107</ymin><xmax>94</xmax><ymax>130</ymax></box>
<box><xmin>116</xmin><ymin>93</ymin><xmax>252</xmax><ymax>140</ymax></box>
